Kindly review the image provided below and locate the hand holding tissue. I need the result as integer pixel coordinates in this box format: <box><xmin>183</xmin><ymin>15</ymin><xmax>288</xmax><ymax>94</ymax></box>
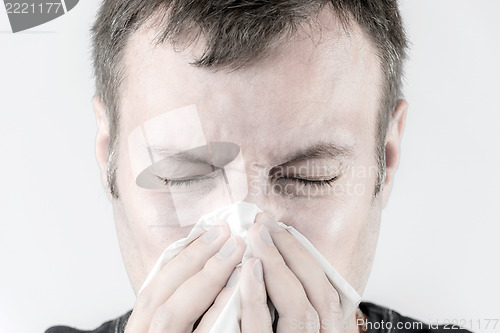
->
<box><xmin>138</xmin><ymin>201</ymin><xmax>361</xmax><ymax>332</ymax></box>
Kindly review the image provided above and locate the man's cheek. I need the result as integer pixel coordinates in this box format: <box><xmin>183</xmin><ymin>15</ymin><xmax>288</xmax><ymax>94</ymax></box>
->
<box><xmin>129</xmin><ymin>193</ymin><xmax>195</xmax><ymax>240</ymax></box>
<box><xmin>134</xmin><ymin>191</ymin><xmax>184</xmax><ymax>227</ymax></box>
<box><xmin>277</xmin><ymin>193</ymin><xmax>373</xmax><ymax>283</ymax></box>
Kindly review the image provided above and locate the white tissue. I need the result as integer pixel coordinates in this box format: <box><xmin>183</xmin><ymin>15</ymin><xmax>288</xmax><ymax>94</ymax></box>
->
<box><xmin>138</xmin><ymin>201</ymin><xmax>361</xmax><ymax>331</ymax></box>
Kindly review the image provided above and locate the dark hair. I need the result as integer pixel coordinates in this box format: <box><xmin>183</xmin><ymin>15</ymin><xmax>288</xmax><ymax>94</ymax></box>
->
<box><xmin>91</xmin><ymin>0</ymin><xmax>408</xmax><ymax>199</ymax></box>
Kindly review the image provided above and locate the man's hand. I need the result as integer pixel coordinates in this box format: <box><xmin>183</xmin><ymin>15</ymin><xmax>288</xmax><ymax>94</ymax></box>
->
<box><xmin>239</xmin><ymin>213</ymin><xmax>346</xmax><ymax>333</ymax></box>
<box><xmin>125</xmin><ymin>214</ymin><xmax>348</xmax><ymax>333</ymax></box>
<box><xmin>124</xmin><ymin>221</ymin><xmax>246</xmax><ymax>333</ymax></box>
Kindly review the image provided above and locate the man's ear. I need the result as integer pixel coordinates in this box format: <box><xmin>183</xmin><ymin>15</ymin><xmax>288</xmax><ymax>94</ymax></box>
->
<box><xmin>92</xmin><ymin>95</ymin><xmax>112</xmax><ymax>200</ymax></box>
<box><xmin>381</xmin><ymin>99</ymin><xmax>408</xmax><ymax>208</ymax></box>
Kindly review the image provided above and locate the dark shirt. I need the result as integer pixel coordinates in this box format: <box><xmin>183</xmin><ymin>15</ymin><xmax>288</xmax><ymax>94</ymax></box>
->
<box><xmin>45</xmin><ymin>302</ymin><xmax>472</xmax><ymax>333</ymax></box>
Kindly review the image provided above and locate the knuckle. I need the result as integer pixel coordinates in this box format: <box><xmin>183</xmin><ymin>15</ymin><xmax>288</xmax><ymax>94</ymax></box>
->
<box><xmin>257</xmin><ymin>313</ymin><xmax>273</xmax><ymax>332</ymax></box>
<box><xmin>134</xmin><ymin>291</ymin><xmax>154</xmax><ymax>312</ymax></box>
<box><xmin>303</xmin><ymin>306</ymin><xmax>320</xmax><ymax>329</ymax></box>
<box><xmin>285</xmin><ymin>305</ymin><xmax>319</xmax><ymax>333</ymax></box>
<box><xmin>149</xmin><ymin>303</ymin><xmax>175</xmax><ymax>331</ymax></box>
<box><xmin>197</xmin><ymin>265</ymin><xmax>226</xmax><ymax>290</ymax></box>
<box><xmin>177</xmin><ymin>246</ymin><xmax>201</xmax><ymax>263</ymax></box>
<box><xmin>176</xmin><ymin>247</ymin><xmax>206</xmax><ymax>270</ymax></box>
<box><xmin>319</xmin><ymin>280</ymin><xmax>342</xmax><ymax>319</ymax></box>
<box><xmin>273</xmin><ymin>258</ymin><xmax>290</xmax><ymax>276</ymax></box>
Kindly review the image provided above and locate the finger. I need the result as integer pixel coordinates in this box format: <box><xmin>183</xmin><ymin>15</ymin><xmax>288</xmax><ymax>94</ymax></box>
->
<box><xmin>256</xmin><ymin>213</ymin><xmax>342</xmax><ymax>324</ymax></box>
<box><xmin>240</xmin><ymin>258</ymin><xmax>273</xmax><ymax>333</ymax></box>
<box><xmin>125</xmin><ymin>221</ymin><xmax>231</xmax><ymax>333</ymax></box>
<box><xmin>148</xmin><ymin>235</ymin><xmax>247</xmax><ymax>333</ymax></box>
<box><xmin>248</xmin><ymin>223</ymin><xmax>319</xmax><ymax>332</ymax></box>
<box><xmin>193</xmin><ymin>267</ymin><xmax>241</xmax><ymax>333</ymax></box>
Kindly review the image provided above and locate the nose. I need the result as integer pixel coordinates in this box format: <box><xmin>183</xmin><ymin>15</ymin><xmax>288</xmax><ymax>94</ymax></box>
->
<box><xmin>241</xmin><ymin>164</ymin><xmax>285</xmax><ymax>222</ymax></box>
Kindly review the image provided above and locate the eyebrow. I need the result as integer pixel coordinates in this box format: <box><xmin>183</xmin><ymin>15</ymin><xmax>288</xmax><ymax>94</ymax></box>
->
<box><xmin>147</xmin><ymin>141</ymin><xmax>353</xmax><ymax>165</ymax></box>
<box><xmin>279</xmin><ymin>141</ymin><xmax>354</xmax><ymax>165</ymax></box>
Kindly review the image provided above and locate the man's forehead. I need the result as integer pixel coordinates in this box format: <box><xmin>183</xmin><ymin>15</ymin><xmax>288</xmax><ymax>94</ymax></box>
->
<box><xmin>122</xmin><ymin>6</ymin><xmax>375</xmax><ymax>93</ymax></box>
<box><xmin>121</xmin><ymin>22</ymin><xmax>379</xmax><ymax>124</ymax></box>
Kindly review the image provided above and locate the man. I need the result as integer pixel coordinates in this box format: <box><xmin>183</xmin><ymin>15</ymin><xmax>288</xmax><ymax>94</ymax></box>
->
<box><xmin>47</xmin><ymin>0</ymin><xmax>469</xmax><ymax>332</ymax></box>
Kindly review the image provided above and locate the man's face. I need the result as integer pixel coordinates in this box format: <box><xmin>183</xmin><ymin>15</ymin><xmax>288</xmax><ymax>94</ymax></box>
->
<box><xmin>110</xmin><ymin>10</ymin><xmax>389</xmax><ymax>296</ymax></box>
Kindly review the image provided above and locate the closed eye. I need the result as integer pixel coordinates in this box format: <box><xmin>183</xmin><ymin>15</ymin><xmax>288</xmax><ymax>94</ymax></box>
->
<box><xmin>277</xmin><ymin>176</ymin><xmax>338</xmax><ymax>187</ymax></box>
<box><xmin>158</xmin><ymin>169</ymin><xmax>221</xmax><ymax>188</ymax></box>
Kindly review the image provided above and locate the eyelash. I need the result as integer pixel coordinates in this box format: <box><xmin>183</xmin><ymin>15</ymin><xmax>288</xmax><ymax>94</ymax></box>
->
<box><xmin>158</xmin><ymin>173</ymin><xmax>219</xmax><ymax>187</ymax></box>
<box><xmin>159</xmin><ymin>174</ymin><xmax>338</xmax><ymax>188</ymax></box>
<box><xmin>277</xmin><ymin>176</ymin><xmax>338</xmax><ymax>187</ymax></box>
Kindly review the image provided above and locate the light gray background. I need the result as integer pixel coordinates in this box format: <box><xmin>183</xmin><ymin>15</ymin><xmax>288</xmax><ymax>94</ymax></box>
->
<box><xmin>1</xmin><ymin>1</ymin><xmax>499</xmax><ymax>332</ymax></box>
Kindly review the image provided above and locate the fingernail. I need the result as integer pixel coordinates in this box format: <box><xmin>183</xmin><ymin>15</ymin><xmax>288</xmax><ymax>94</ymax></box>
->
<box><xmin>225</xmin><ymin>269</ymin><xmax>240</xmax><ymax>288</ymax></box>
<box><xmin>201</xmin><ymin>226</ymin><xmax>222</xmax><ymax>243</ymax></box>
<box><xmin>217</xmin><ymin>236</ymin><xmax>237</xmax><ymax>258</ymax></box>
<box><xmin>253</xmin><ymin>259</ymin><xmax>263</xmax><ymax>281</ymax></box>
<box><xmin>259</xmin><ymin>225</ymin><xmax>274</xmax><ymax>245</ymax></box>
<box><xmin>257</xmin><ymin>212</ymin><xmax>282</xmax><ymax>232</ymax></box>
